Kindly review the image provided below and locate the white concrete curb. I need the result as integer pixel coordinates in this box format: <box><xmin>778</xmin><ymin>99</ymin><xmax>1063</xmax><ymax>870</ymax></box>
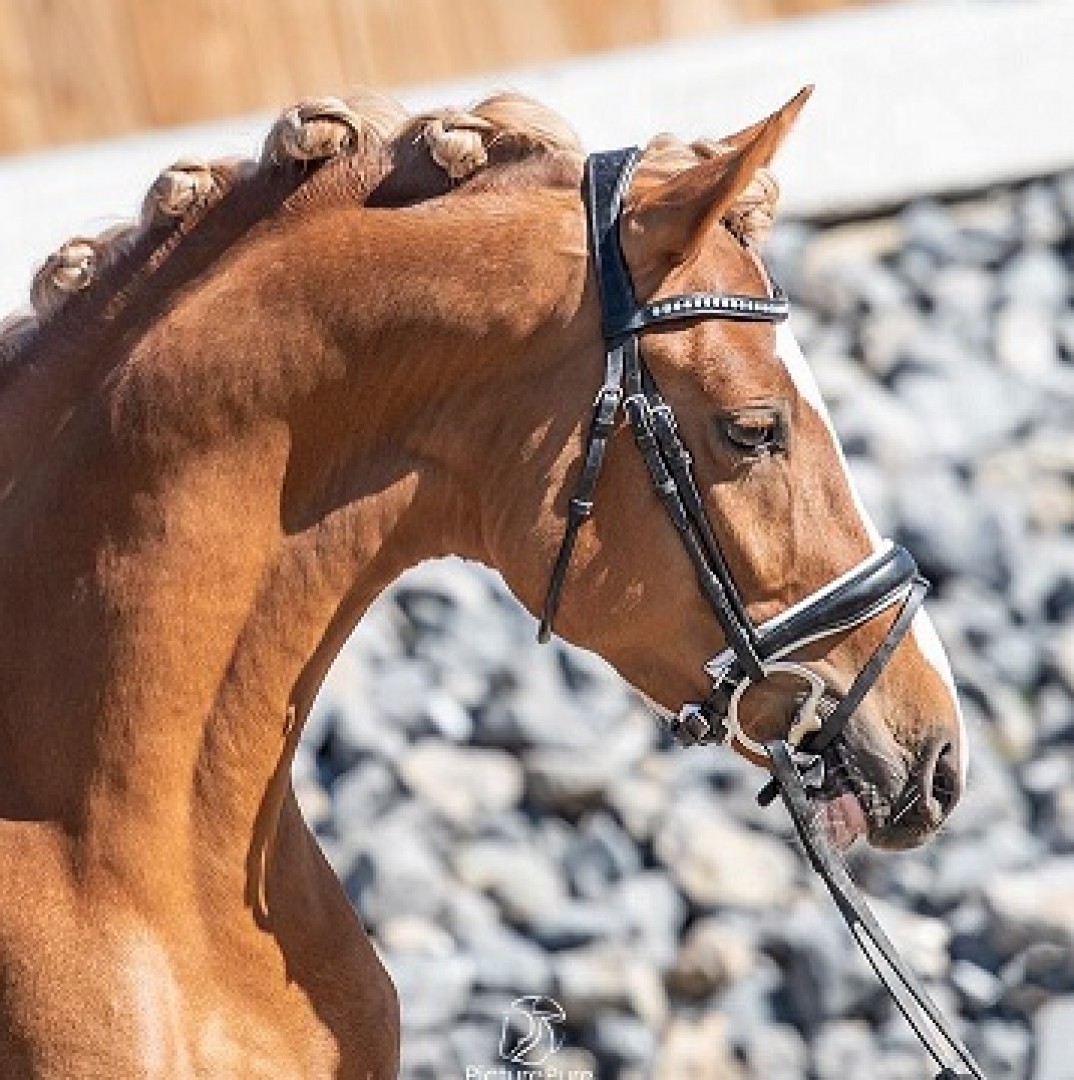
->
<box><xmin>401</xmin><ymin>0</ymin><xmax>1073</xmax><ymax>218</ymax></box>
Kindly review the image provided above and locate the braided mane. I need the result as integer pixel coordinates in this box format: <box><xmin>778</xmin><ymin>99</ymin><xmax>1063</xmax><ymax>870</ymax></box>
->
<box><xmin>0</xmin><ymin>89</ymin><xmax>779</xmax><ymax>390</ymax></box>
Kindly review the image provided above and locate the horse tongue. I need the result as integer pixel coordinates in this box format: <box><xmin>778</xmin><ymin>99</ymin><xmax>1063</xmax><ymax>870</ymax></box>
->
<box><xmin>816</xmin><ymin>792</ymin><xmax>868</xmax><ymax>852</ymax></box>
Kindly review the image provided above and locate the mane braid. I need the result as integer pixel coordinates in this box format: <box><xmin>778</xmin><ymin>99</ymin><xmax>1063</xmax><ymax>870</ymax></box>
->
<box><xmin>0</xmin><ymin>91</ymin><xmax>409</xmax><ymax>390</ymax></box>
<box><xmin>0</xmin><ymin>90</ymin><xmax>778</xmax><ymax>394</ymax></box>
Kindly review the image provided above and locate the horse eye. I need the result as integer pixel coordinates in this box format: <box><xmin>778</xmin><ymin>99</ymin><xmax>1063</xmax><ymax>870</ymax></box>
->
<box><xmin>721</xmin><ymin>412</ymin><xmax>785</xmax><ymax>455</ymax></box>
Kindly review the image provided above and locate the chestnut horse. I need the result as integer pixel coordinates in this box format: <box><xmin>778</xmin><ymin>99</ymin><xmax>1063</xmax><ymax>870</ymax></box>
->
<box><xmin>0</xmin><ymin>88</ymin><xmax>965</xmax><ymax>1077</ymax></box>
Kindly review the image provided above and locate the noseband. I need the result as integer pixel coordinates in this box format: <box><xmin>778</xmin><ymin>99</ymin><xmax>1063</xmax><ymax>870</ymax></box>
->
<box><xmin>539</xmin><ymin>147</ymin><xmax>927</xmax><ymax>761</ymax></box>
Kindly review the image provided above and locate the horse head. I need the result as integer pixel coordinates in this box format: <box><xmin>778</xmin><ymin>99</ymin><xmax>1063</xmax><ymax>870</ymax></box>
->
<box><xmin>0</xmin><ymin>88</ymin><xmax>966</xmax><ymax>860</ymax></box>
<box><xmin>492</xmin><ymin>89</ymin><xmax>965</xmax><ymax>851</ymax></box>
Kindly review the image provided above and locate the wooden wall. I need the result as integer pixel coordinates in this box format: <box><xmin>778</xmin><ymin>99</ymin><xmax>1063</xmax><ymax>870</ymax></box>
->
<box><xmin>0</xmin><ymin>0</ymin><xmax>861</xmax><ymax>154</ymax></box>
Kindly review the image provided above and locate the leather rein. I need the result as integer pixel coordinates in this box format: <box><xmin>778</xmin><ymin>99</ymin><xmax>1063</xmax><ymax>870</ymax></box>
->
<box><xmin>538</xmin><ymin>148</ymin><xmax>987</xmax><ymax>1080</ymax></box>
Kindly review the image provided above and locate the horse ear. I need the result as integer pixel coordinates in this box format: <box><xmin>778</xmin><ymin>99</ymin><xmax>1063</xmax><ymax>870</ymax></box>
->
<box><xmin>623</xmin><ymin>86</ymin><xmax>812</xmax><ymax>266</ymax></box>
<box><xmin>715</xmin><ymin>85</ymin><xmax>814</xmax><ymax>161</ymax></box>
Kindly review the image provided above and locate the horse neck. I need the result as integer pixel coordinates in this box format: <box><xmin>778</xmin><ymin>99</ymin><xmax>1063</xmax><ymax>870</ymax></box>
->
<box><xmin>0</xmin><ymin>184</ymin><xmax>590</xmax><ymax>904</ymax></box>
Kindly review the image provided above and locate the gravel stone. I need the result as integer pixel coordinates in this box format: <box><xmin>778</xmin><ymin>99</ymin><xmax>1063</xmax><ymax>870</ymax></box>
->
<box><xmin>398</xmin><ymin>742</ymin><xmax>522</xmax><ymax>827</ymax></box>
<box><xmin>737</xmin><ymin>1023</ymin><xmax>808</xmax><ymax>1080</ymax></box>
<box><xmin>655</xmin><ymin>794</ymin><xmax>798</xmax><ymax>910</ymax></box>
<box><xmin>452</xmin><ymin>840</ymin><xmax>567</xmax><ymax>925</ymax></box>
<box><xmin>653</xmin><ymin>1012</ymin><xmax>744</xmax><ymax>1080</ymax></box>
<box><xmin>590</xmin><ymin>1011</ymin><xmax>657</xmax><ymax>1070</ymax></box>
<box><xmin>1032</xmin><ymin>996</ymin><xmax>1074</xmax><ymax>1080</ymax></box>
<box><xmin>468</xmin><ymin>927</ymin><xmax>553</xmax><ymax>995</ymax></box>
<box><xmin>524</xmin><ymin>748</ymin><xmax>619</xmax><ymax>815</ymax></box>
<box><xmin>668</xmin><ymin>915</ymin><xmax>757</xmax><ymax>997</ymax></box>
<box><xmin>554</xmin><ymin>942</ymin><xmax>668</xmax><ymax>1027</ymax></box>
<box><xmin>387</xmin><ymin>951</ymin><xmax>476</xmax><ymax>1031</ymax></box>
<box><xmin>983</xmin><ymin>859</ymin><xmax>1074</xmax><ymax>952</ymax></box>
<box><xmin>812</xmin><ymin>1020</ymin><xmax>878</xmax><ymax>1080</ymax></box>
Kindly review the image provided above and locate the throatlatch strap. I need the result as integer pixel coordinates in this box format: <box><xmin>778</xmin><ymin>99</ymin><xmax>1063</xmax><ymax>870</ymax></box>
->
<box><xmin>767</xmin><ymin>742</ymin><xmax>987</xmax><ymax>1080</ymax></box>
<box><xmin>538</xmin><ymin>343</ymin><xmax>625</xmax><ymax>642</ymax></box>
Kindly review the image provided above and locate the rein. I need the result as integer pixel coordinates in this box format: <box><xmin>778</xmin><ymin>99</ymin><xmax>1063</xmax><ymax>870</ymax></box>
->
<box><xmin>767</xmin><ymin>742</ymin><xmax>985</xmax><ymax>1080</ymax></box>
<box><xmin>539</xmin><ymin>147</ymin><xmax>988</xmax><ymax>1079</ymax></box>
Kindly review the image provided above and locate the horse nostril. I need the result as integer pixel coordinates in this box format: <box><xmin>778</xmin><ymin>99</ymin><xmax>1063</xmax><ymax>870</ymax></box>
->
<box><xmin>923</xmin><ymin>740</ymin><xmax>961</xmax><ymax>822</ymax></box>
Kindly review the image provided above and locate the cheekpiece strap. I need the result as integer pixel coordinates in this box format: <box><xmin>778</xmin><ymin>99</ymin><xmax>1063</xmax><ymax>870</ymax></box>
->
<box><xmin>537</xmin><ymin>150</ymin><xmax>640</xmax><ymax>642</ymax></box>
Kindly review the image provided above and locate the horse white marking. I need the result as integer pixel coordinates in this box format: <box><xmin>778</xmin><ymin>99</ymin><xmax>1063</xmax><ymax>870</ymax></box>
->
<box><xmin>124</xmin><ymin>930</ymin><xmax>196</xmax><ymax>1079</ymax></box>
<box><xmin>123</xmin><ymin>930</ymin><xmax>300</xmax><ymax>1078</ymax></box>
<box><xmin>775</xmin><ymin>324</ymin><xmax>968</xmax><ymax>784</ymax></box>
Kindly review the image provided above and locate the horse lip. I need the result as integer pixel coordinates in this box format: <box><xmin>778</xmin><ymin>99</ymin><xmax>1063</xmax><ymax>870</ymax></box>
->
<box><xmin>815</xmin><ymin>788</ymin><xmax>869</xmax><ymax>852</ymax></box>
<box><xmin>819</xmin><ymin>716</ymin><xmax>911</xmax><ymax>846</ymax></box>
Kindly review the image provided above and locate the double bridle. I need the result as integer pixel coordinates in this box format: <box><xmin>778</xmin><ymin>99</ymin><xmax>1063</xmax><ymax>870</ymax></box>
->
<box><xmin>539</xmin><ymin>147</ymin><xmax>926</xmax><ymax>763</ymax></box>
<box><xmin>537</xmin><ymin>148</ymin><xmax>986</xmax><ymax>1080</ymax></box>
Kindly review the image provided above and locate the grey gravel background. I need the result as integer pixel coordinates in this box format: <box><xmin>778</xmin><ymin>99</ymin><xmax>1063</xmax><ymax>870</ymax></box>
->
<box><xmin>294</xmin><ymin>173</ymin><xmax>1074</xmax><ymax>1080</ymax></box>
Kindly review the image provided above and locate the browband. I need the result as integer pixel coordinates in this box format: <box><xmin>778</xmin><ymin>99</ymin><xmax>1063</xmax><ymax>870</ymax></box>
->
<box><xmin>586</xmin><ymin>147</ymin><xmax>791</xmax><ymax>343</ymax></box>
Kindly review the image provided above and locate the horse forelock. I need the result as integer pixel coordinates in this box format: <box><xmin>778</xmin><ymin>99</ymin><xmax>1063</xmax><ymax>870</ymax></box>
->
<box><xmin>631</xmin><ymin>134</ymin><xmax>781</xmax><ymax>246</ymax></box>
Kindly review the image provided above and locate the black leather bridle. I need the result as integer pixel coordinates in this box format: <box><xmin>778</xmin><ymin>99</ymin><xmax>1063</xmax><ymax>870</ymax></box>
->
<box><xmin>539</xmin><ymin>147</ymin><xmax>926</xmax><ymax>760</ymax></box>
<box><xmin>538</xmin><ymin>148</ymin><xmax>986</xmax><ymax>1080</ymax></box>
